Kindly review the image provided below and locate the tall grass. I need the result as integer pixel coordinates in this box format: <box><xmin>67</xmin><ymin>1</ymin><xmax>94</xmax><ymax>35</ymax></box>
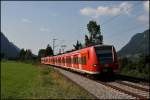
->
<box><xmin>1</xmin><ymin>61</ymin><xmax>94</xmax><ymax>99</ymax></box>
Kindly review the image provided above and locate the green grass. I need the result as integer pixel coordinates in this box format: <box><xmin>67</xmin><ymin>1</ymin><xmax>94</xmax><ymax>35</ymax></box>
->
<box><xmin>1</xmin><ymin>61</ymin><xmax>94</xmax><ymax>99</ymax></box>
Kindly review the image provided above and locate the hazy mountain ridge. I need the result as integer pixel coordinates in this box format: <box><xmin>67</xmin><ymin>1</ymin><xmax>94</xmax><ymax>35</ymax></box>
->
<box><xmin>118</xmin><ymin>29</ymin><xmax>149</xmax><ymax>57</ymax></box>
<box><xmin>1</xmin><ymin>32</ymin><xmax>20</xmax><ymax>59</ymax></box>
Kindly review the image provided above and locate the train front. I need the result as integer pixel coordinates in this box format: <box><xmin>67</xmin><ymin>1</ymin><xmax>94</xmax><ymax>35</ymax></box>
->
<box><xmin>94</xmin><ymin>45</ymin><xmax>119</xmax><ymax>74</ymax></box>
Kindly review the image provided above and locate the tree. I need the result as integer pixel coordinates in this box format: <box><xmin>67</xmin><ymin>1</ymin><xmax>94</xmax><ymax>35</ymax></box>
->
<box><xmin>19</xmin><ymin>48</ymin><xmax>26</xmax><ymax>60</ymax></box>
<box><xmin>73</xmin><ymin>40</ymin><xmax>82</xmax><ymax>50</ymax></box>
<box><xmin>86</xmin><ymin>20</ymin><xmax>103</xmax><ymax>46</ymax></box>
<box><xmin>85</xmin><ymin>35</ymin><xmax>91</xmax><ymax>47</ymax></box>
<box><xmin>45</xmin><ymin>44</ymin><xmax>53</xmax><ymax>56</ymax></box>
<box><xmin>38</xmin><ymin>44</ymin><xmax>53</xmax><ymax>59</ymax></box>
<box><xmin>0</xmin><ymin>52</ymin><xmax>5</xmax><ymax>60</ymax></box>
<box><xmin>24</xmin><ymin>49</ymin><xmax>32</xmax><ymax>60</ymax></box>
<box><xmin>38</xmin><ymin>49</ymin><xmax>46</xmax><ymax>58</ymax></box>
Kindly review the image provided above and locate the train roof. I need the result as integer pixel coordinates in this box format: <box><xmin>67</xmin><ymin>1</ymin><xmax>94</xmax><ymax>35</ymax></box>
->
<box><xmin>43</xmin><ymin>44</ymin><xmax>114</xmax><ymax>58</ymax></box>
<box><xmin>94</xmin><ymin>44</ymin><xmax>113</xmax><ymax>47</ymax></box>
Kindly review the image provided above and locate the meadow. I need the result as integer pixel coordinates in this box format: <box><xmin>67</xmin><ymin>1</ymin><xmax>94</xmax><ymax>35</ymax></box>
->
<box><xmin>1</xmin><ymin>61</ymin><xmax>94</xmax><ymax>99</ymax></box>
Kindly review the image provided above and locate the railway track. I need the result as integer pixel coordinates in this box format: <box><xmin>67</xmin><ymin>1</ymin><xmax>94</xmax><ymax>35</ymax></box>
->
<box><xmin>115</xmin><ymin>80</ymin><xmax>149</xmax><ymax>92</ymax></box>
<box><xmin>83</xmin><ymin>74</ymin><xmax>150</xmax><ymax>99</ymax></box>
<box><xmin>97</xmin><ymin>80</ymin><xmax>149</xmax><ymax>99</ymax></box>
<box><xmin>87</xmin><ymin>74</ymin><xmax>150</xmax><ymax>99</ymax></box>
<box><xmin>115</xmin><ymin>74</ymin><xmax>150</xmax><ymax>86</ymax></box>
<box><xmin>48</xmin><ymin>65</ymin><xmax>150</xmax><ymax>99</ymax></box>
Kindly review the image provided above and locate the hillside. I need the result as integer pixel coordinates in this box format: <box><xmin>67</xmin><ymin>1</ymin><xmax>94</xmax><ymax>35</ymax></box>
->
<box><xmin>118</xmin><ymin>29</ymin><xmax>149</xmax><ymax>57</ymax></box>
<box><xmin>1</xmin><ymin>32</ymin><xmax>20</xmax><ymax>59</ymax></box>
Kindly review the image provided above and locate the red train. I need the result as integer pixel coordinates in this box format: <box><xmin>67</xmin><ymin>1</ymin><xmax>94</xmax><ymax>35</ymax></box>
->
<box><xmin>41</xmin><ymin>44</ymin><xmax>119</xmax><ymax>74</ymax></box>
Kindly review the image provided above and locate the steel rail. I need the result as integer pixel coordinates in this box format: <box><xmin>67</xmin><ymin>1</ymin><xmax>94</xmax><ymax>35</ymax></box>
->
<box><xmin>96</xmin><ymin>81</ymin><xmax>149</xmax><ymax>99</ymax></box>
<box><xmin>115</xmin><ymin>80</ymin><xmax>150</xmax><ymax>92</ymax></box>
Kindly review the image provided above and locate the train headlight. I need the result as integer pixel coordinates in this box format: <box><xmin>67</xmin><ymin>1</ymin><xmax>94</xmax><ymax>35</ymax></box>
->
<box><xmin>93</xmin><ymin>64</ymin><xmax>97</xmax><ymax>67</ymax></box>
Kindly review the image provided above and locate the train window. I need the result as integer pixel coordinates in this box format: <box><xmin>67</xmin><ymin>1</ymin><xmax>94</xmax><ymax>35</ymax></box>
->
<box><xmin>81</xmin><ymin>56</ymin><xmax>86</xmax><ymax>65</ymax></box>
<box><xmin>69</xmin><ymin>57</ymin><xmax>71</xmax><ymax>64</ymax></box>
<box><xmin>66</xmin><ymin>58</ymin><xmax>68</xmax><ymax>63</ymax></box>
<box><xmin>75</xmin><ymin>58</ymin><xmax>76</xmax><ymax>64</ymax></box>
<box><xmin>62</xmin><ymin>58</ymin><xmax>65</xmax><ymax>63</ymax></box>
<box><xmin>66</xmin><ymin>57</ymin><xmax>69</xmax><ymax>64</ymax></box>
<box><xmin>78</xmin><ymin>58</ymin><xmax>81</xmax><ymax>64</ymax></box>
<box><xmin>65</xmin><ymin>57</ymin><xmax>71</xmax><ymax>64</ymax></box>
<box><xmin>66</xmin><ymin>58</ymin><xmax>67</xmax><ymax>63</ymax></box>
<box><xmin>60</xmin><ymin>58</ymin><xmax>61</xmax><ymax>63</ymax></box>
<box><xmin>73</xmin><ymin>57</ymin><xmax>78</xmax><ymax>64</ymax></box>
<box><xmin>83</xmin><ymin>56</ymin><xmax>86</xmax><ymax>65</ymax></box>
<box><xmin>95</xmin><ymin>46</ymin><xmax>113</xmax><ymax>64</ymax></box>
<box><xmin>75</xmin><ymin>57</ymin><xmax>77</xmax><ymax>64</ymax></box>
<box><xmin>88</xmin><ymin>51</ymin><xmax>90</xmax><ymax>59</ymax></box>
<box><xmin>73</xmin><ymin>57</ymin><xmax>75</xmax><ymax>64</ymax></box>
<box><xmin>76</xmin><ymin>57</ymin><xmax>78</xmax><ymax>64</ymax></box>
<box><xmin>74</xmin><ymin>57</ymin><xmax>76</xmax><ymax>64</ymax></box>
<box><xmin>54</xmin><ymin>58</ymin><xmax>56</xmax><ymax>63</ymax></box>
<box><xmin>58</xmin><ymin>58</ymin><xmax>60</xmax><ymax>63</ymax></box>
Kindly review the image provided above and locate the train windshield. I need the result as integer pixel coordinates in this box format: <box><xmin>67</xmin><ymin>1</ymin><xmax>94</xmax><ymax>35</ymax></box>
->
<box><xmin>95</xmin><ymin>46</ymin><xmax>113</xmax><ymax>64</ymax></box>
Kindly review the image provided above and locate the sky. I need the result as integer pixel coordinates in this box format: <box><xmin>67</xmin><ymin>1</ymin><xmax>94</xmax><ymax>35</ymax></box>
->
<box><xmin>1</xmin><ymin>1</ymin><xmax>149</xmax><ymax>55</ymax></box>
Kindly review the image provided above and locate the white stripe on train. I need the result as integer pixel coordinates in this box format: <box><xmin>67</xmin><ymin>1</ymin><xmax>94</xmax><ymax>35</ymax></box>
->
<box><xmin>48</xmin><ymin>63</ymin><xmax>100</xmax><ymax>74</ymax></box>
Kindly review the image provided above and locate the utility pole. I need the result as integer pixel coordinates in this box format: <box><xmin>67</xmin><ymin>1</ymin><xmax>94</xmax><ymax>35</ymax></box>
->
<box><xmin>53</xmin><ymin>38</ymin><xmax>57</xmax><ymax>55</ymax></box>
<box><xmin>61</xmin><ymin>45</ymin><xmax>67</xmax><ymax>53</ymax></box>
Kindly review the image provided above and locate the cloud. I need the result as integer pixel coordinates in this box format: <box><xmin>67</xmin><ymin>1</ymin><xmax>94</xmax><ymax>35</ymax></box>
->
<box><xmin>21</xmin><ymin>18</ymin><xmax>32</xmax><ymax>23</ymax></box>
<box><xmin>40</xmin><ymin>27</ymin><xmax>50</xmax><ymax>32</ymax></box>
<box><xmin>136</xmin><ymin>1</ymin><xmax>149</xmax><ymax>23</ymax></box>
<box><xmin>80</xmin><ymin>2</ymin><xmax>133</xmax><ymax>18</ymax></box>
<box><xmin>143</xmin><ymin>1</ymin><xmax>149</xmax><ymax>12</ymax></box>
<box><xmin>137</xmin><ymin>14</ymin><xmax>149</xmax><ymax>22</ymax></box>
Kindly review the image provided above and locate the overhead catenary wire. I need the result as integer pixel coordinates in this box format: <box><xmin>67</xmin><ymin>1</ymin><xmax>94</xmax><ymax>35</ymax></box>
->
<box><xmin>101</xmin><ymin>1</ymin><xmax>142</xmax><ymax>26</ymax></box>
<box><xmin>110</xmin><ymin>23</ymin><xmax>148</xmax><ymax>40</ymax></box>
<box><xmin>106</xmin><ymin>11</ymin><xmax>147</xmax><ymax>38</ymax></box>
<box><xmin>109</xmin><ymin>23</ymin><xmax>148</xmax><ymax>57</ymax></box>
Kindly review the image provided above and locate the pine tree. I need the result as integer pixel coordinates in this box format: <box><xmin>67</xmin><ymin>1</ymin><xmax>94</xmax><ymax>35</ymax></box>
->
<box><xmin>73</xmin><ymin>40</ymin><xmax>82</xmax><ymax>50</ymax></box>
<box><xmin>45</xmin><ymin>44</ymin><xmax>53</xmax><ymax>56</ymax></box>
<box><xmin>19</xmin><ymin>48</ymin><xmax>26</xmax><ymax>60</ymax></box>
<box><xmin>24</xmin><ymin>49</ymin><xmax>32</xmax><ymax>60</ymax></box>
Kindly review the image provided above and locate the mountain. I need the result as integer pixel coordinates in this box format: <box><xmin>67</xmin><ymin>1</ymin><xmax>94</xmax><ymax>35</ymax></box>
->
<box><xmin>118</xmin><ymin>29</ymin><xmax>149</xmax><ymax>57</ymax></box>
<box><xmin>1</xmin><ymin>32</ymin><xmax>20</xmax><ymax>59</ymax></box>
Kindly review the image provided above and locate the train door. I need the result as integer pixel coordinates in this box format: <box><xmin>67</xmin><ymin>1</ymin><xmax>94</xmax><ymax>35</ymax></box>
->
<box><xmin>66</xmin><ymin>56</ymin><xmax>71</xmax><ymax>68</ymax></box>
<box><xmin>78</xmin><ymin>54</ymin><xmax>82</xmax><ymax>70</ymax></box>
<box><xmin>71</xmin><ymin>55</ymin><xmax>74</xmax><ymax>68</ymax></box>
<box><xmin>48</xmin><ymin>57</ymin><xmax>50</xmax><ymax>64</ymax></box>
<box><xmin>73</xmin><ymin>55</ymin><xmax>79</xmax><ymax>69</ymax></box>
<box><xmin>64</xmin><ymin>56</ymin><xmax>66</xmax><ymax>67</ymax></box>
<box><xmin>81</xmin><ymin>53</ymin><xmax>87</xmax><ymax>71</ymax></box>
<box><xmin>62</xmin><ymin>57</ymin><xmax>65</xmax><ymax>67</ymax></box>
<box><xmin>68</xmin><ymin>56</ymin><xmax>71</xmax><ymax>68</ymax></box>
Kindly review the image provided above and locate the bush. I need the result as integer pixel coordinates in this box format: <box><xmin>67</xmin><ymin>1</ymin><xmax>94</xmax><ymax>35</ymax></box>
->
<box><xmin>119</xmin><ymin>54</ymin><xmax>150</xmax><ymax>80</ymax></box>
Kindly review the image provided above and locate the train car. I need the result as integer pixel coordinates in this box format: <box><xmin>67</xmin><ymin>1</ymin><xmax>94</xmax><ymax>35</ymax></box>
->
<box><xmin>41</xmin><ymin>44</ymin><xmax>119</xmax><ymax>74</ymax></box>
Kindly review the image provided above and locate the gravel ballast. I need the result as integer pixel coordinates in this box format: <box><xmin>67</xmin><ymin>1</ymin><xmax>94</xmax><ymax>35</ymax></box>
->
<box><xmin>52</xmin><ymin>66</ymin><xmax>135</xmax><ymax>99</ymax></box>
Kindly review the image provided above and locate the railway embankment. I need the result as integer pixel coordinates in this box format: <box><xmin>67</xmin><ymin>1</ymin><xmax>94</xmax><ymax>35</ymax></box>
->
<box><xmin>53</xmin><ymin>66</ymin><xmax>136</xmax><ymax>99</ymax></box>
